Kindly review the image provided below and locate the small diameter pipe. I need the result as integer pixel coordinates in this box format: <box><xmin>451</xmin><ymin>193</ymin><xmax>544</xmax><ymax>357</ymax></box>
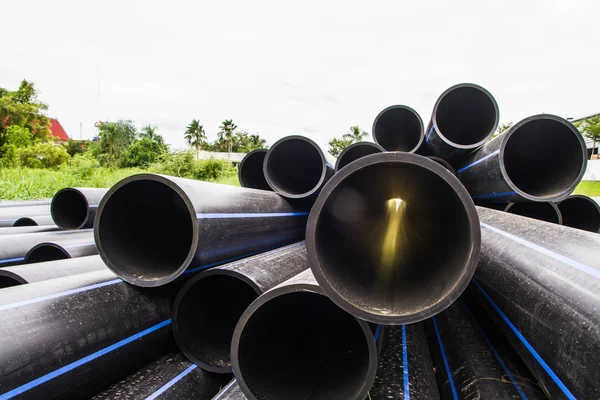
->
<box><xmin>0</xmin><ymin>199</ymin><xmax>51</xmax><ymax>208</ymax></box>
<box><xmin>306</xmin><ymin>152</ymin><xmax>480</xmax><ymax>324</ymax></box>
<box><xmin>424</xmin><ymin>83</ymin><xmax>499</xmax><ymax>161</ymax></box>
<box><xmin>173</xmin><ymin>242</ymin><xmax>308</xmax><ymax>373</ymax></box>
<box><xmin>0</xmin><ymin>270</ymin><xmax>174</xmax><ymax>399</ymax></box>
<box><xmin>372</xmin><ymin>105</ymin><xmax>424</xmax><ymax>152</ymax></box>
<box><xmin>0</xmin><ymin>225</ymin><xmax>59</xmax><ymax>235</ymax></box>
<box><xmin>13</xmin><ymin>215</ymin><xmax>55</xmax><ymax>227</ymax></box>
<box><xmin>212</xmin><ymin>380</ymin><xmax>246</xmax><ymax>400</ymax></box>
<box><xmin>263</xmin><ymin>135</ymin><xmax>335</xmax><ymax>198</ymax></box>
<box><xmin>557</xmin><ymin>194</ymin><xmax>600</xmax><ymax>233</ymax></box>
<box><xmin>335</xmin><ymin>142</ymin><xmax>385</xmax><ymax>172</ymax></box>
<box><xmin>51</xmin><ymin>187</ymin><xmax>108</xmax><ymax>229</ymax></box>
<box><xmin>93</xmin><ymin>351</ymin><xmax>231</xmax><ymax>400</ymax></box>
<box><xmin>238</xmin><ymin>149</ymin><xmax>271</xmax><ymax>191</ymax></box>
<box><xmin>95</xmin><ymin>174</ymin><xmax>308</xmax><ymax>287</ymax></box>
<box><xmin>427</xmin><ymin>156</ymin><xmax>457</xmax><ymax>177</ymax></box>
<box><xmin>472</xmin><ymin>207</ymin><xmax>600</xmax><ymax>399</ymax></box>
<box><xmin>231</xmin><ymin>269</ymin><xmax>378</xmax><ymax>400</ymax></box>
<box><xmin>504</xmin><ymin>202</ymin><xmax>563</xmax><ymax>224</ymax></box>
<box><xmin>458</xmin><ymin>114</ymin><xmax>587</xmax><ymax>203</ymax></box>
<box><xmin>24</xmin><ymin>238</ymin><xmax>98</xmax><ymax>264</ymax></box>
<box><xmin>0</xmin><ymin>205</ymin><xmax>50</xmax><ymax>227</ymax></box>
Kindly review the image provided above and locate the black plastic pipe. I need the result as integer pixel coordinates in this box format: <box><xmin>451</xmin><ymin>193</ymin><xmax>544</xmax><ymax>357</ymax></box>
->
<box><xmin>51</xmin><ymin>187</ymin><xmax>108</xmax><ymax>229</ymax></box>
<box><xmin>0</xmin><ymin>269</ymin><xmax>175</xmax><ymax>399</ymax></box>
<box><xmin>263</xmin><ymin>135</ymin><xmax>335</xmax><ymax>198</ymax></box>
<box><xmin>0</xmin><ymin>255</ymin><xmax>107</xmax><ymax>287</ymax></box>
<box><xmin>471</xmin><ymin>206</ymin><xmax>600</xmax><ymax>399</ymax></box>
<box><xmin>95</xmin><ymin>174</ymin><xmax>308</xmax><ymax>287</ymax></box>
<box><xmin>0</xmin><ymin>205</ymin><xmax>50</xmax><ymax>227</ymax></box>
<box><xmin>369</xmin><ymin>323</ymin><xmax>439</xmax><ymax>399</ymax></box>
<box><xmin>504</xmin><ymin>201</ymin><xmax>563</xmax><ymax>224</ymax></box>
<box><xmin>24</xmin><ymin>240</ymin><xmax>98</xmax><ymax>264</ymax></box>
<box><xmin>93</xmin><ymin>351</ymin><xmax>231</xmax><ymax>400</ymax></box>
<box><xmin>231</xmin><ymin>269</ymin><xmax>378</xmax><ymax>400</ymax></box>
<box><xmin>0</xmin><ymin>199</ymin><xmax>51</xmax><ymax>208</ymax></box>
<box><xmin>173</xmin><ymin>242</ymin><xmax>308</xmax><ymax>373</ymax></box>
<box><xmin>238</xmin><ymin>149</ymin><xmax>271</xmax><ymax>191</ymax></box>
<box><xmin>0</xmin><ymin>229</ymin><xmax>94</xmax><ymax>267</ymax></box>
<box><xmin>457</xmin><ymin>114</ymin><xmax>587</xmax><ymax>203</ymax></box>
<box><xmin>13</xmin><ymin>215</ymin><xmax>55</xmax><ymax>227</ymax></box>
<box><xmin>557</xmin><ymin>194</ymin><xmax>600</xmax><ymax>233</ymax></box>
<box><xmin>424</xmin><ymin>83</ymin><xmax>499</xmax><ymax>162</ymax></box>
<box><xmin>212</xmin><ymin>380</ymin><xmax>246</xmax><ymax>400</ymax></box>
<box><xmin>334</xmin><ymin>141</ymin><xmax>384</xmax><ymax>172</ymax></box>
<box><xmin>427</xmin><ymin>156</ymin><xmax>457</xmax><ymax>177</ymax></box>
<box><xmin>306</xmin><ymin>152</ymin><xmax>480</xmax><ymax>324</ymax></box>
<box><xmin>372</xmin><ymin>105</ymin><xmax>424</xmax><ymax>153</ymax></box>
<box><xmin>0</xmin><ymin>225</ymin><xmax>60</xmax><ymax>235</ymax></box>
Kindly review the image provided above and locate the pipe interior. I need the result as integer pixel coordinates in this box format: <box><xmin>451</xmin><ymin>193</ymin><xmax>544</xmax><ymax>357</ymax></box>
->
<box><xmin>314</xmin><ymin>162</ymin><xmax>472</xmax><ymax>318</ymax></box>
<box><xmin>177</xmin><ymin>275</ymin><xmax>259</xmax><ymax>370</ymax></box>
<box><xmin>559</xmin><ymin>197</ymin><xmax>600</xmax><ymax>233</ymax></box>
<box><xmin>266</xmin><ymin>139</ymin><xmax>324</xmax><ymax>196</ymax></box>
<box><xmin>13</xmin><ymin>217</ymin><xmax>37</xmax><ymax>227</ymax></box>
<box><xmin>436</xmin><ymin>87</ymin><xmax>497</xmax><ymax>145</ymax></box>
<box><xmin>504</xmin><ymin>119</ymin><xmax>584</xmax><ymax>198</ymax></box>
<box><xmin>505</xmin><ymin>202</ymin><xmax>561</xmax><ymax>224</ymax></box>
<box><xmin>374</xmin><ymin>108</ymin><xmax>422</xmax><ymax>151</ymax></box>
<box><xmin>26</xmin><ymin>245</ymin><xmax>69</xmax><ymax>263</ymax></box>
<box><xmin>52</xmin><ymin>190</ymin><xmax>88</xmax><ymax>229</ymax></box>
<box><xmin>240</xmin><ymin>151</ymin><xmax>270</xmax><ymax>190</ymax></box>
<box><xmin>97</xmin><ymin>180</ymin><xmax>193</xmax><ymax>283</ymax></box>
<box><xmin>238</xmin><ymin>292</ymin><xmax>371</xmax><ymax>400</ymax></box>
<box><xmin>337</xmin><ymin>144</ymin><xmax>383</xmax><ymax>171</ymax></box>
<box><xmin>0</xmin><ymin>276</ymin><xmax>22</xmax><ymax>288</ymax></box>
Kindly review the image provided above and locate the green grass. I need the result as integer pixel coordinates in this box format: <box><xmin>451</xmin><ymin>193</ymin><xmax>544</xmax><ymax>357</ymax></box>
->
<box><xmin>573</xmin><ymin>181</ymin><xmax>600</xmax><ymax>197</ymax></box>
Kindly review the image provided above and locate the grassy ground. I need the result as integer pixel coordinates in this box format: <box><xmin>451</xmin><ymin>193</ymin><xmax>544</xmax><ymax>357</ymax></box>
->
<box><xmin>0</xmin><ymin>167</ymin><xmax>239</xmax><ymax>200</ymax></box>
<box><xmin>572</xmin><ymin>181</ymin><xmax>600</xmax><ymax>197</ymax></box>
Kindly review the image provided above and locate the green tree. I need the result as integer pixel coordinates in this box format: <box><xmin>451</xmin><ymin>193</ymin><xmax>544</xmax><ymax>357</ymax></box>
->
<box><xmin>16</xmin><ymin>142</ymin><xmax>69</xmax><ymax>168</ymax></box>
<box><xmin>64</xmin><ymin>140</ymin><xmax>87</xmax><ymax>157</ymax></box>
<box><xmin>343</xmin><ymin>126</ymin><xmax>368</xmax><ymax>142</ymax></box>
<box><xmin>0</xmin><ymin>80</ymin><xmax>51</xmax><ymax>144</ymax></box>
<box><xmin>218</xmin><ymin>119</ymin><xmax>238</xmax><ymax>158</ymax></box>
<box><xmin>575</xmin><ymin>116</ymin><xmax>600</xmax><ymax>158</ymax></box>
<box><xmin>141</xmin><ymin>124</ymin><xmax>166</xmax><ymax>147</ymax></box>
<box><xmin>119</xmin><ymin>137</ymin><xmax>164</xmax><ymax>168</ymax></box>
<box><xmin>96</xmin><ymin>120</ymin><xmax>137</xmax><ymax>167</ymax></box>
<box><xmin>184</xmin><ymin>120</ymin><xmax>206</xmax><ymax>159</ymax></box>
<box><xmin>327</xmin><ymin>137</ymin><xmax>353</xmax><ymax>157</ymax></box>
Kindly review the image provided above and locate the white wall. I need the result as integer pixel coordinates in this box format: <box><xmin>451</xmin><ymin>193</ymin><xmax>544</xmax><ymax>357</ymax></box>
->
<box><xmin>583</xmin><ymin>160</ymin><xmax>600</xmax><ymax>181</ymax></box>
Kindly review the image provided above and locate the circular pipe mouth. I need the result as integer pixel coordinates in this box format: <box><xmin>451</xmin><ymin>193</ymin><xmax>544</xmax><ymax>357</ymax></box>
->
<box><xmin>94</xmin><ymin>174</ymin><xmax>197</xmax><ymax>287</ymax></box>
<box><xmin>504</xmin><ymin>202</ymin><xmax>562</xmax><ymax>224</ymax></box>
<box><xmin>306</xmin><ymin>152</ymin><xmax>480</xmax><ymax>324</ymax></box>
<box><xmin>13</xmin><ymin>217</ymin><xmax>38</xmax><ymax>227</ymax></box>
<box><xmin>335</xmin><ymin>142</ymin><xmax>385</xmax><ymax>172</ymax></box>
<box><xmin>558</xmin><ymin>195</ymin><xmax>600</xmax><ymax>233</ymax></box>
<box><xmin>173</xmin><ymin>272</ymin><xmax>261</xmax><ymax>373</ymax></box>
<box><xmin>427</xmin><ymin>156</ymin><xmax>457</xmax><ymax>177</ymax></box>
<box><xmin>0</xmin><ymin>271</ymin><xmax>26</xmax><ymax>288</ymax></box>
<box><xmin>432</xmin><ymin>83</ymin><xmax>499</xmax><ymax>149</ymax></box>
<box><xmin>24</xmin><ymin>243</ymin><xmax>70</xmax><ymax>264</ymax></box>
<box><xmin>238</xmin><ymin>149</ymin><xmax>271</xmax><ymax>191</ymax></box>
<box><xmin>500</xmin><ymin>114</ymin><xmax>587</xmax><ymax>202</ymax></box>
<box><xmin>51</xmin><ymin>188</ymin><xmax>89</xmax><ymax>229</ymax></box>
<box><xmin>232</xmin><ymin>287</ymin><xmax>377</xmax><ymax>400</ymax></box>
<box><xmin>372</xmin><ymin>105</ymin><xmax>424</xmax><ymax>152</ymax></box>
<box><xmin>264</xmin><ymin>136</ymin><xmax>327</xmax><ymax>198</ymax></box>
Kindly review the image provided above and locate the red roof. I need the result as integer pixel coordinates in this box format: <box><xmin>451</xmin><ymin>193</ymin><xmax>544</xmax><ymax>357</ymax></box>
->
<box><xmin>49</xmin><ymin>118</ymin><xmax>69</xmax><ymax>141</ymax></box>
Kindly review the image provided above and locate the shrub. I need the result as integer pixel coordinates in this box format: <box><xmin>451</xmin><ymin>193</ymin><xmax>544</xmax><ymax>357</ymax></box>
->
<box><xmin>119</xmin><ymin>138</ymin><xmax>164</xmax><ymax>168</ymax></box>
<box><xmin>69</xmin><ymin>153</ymin><xmax>101</xmax><ymax>179</ymax></box>
<box><xmin>148</xmin><ymin>151</ymin><xmax>236</xmax><ymax>181</ymax></box>
<box><xmin>64</xmin><ymin>139</ymin><xmax>87</xmax><ymax>157</ymax></box>
<box><xmin>16</xmin><ymin>142</ymin><xmax>69</xmax><ymax>168</ymax></box>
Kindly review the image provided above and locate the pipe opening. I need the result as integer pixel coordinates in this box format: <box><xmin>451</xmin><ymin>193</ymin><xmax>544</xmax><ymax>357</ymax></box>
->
<box><xmin>0</xmin><ymin>276</ymin><xmax>22</xmax><ymax>288</ymax></box>
<box><xmin>336</xmin><ymin>143</ymin><xmax>384</xmax><ymax>172</ymax></box>
<box><xmin>505</xmin><ymin>202</ymin><xmax>561</xmax><ymax>224</ymax></box>
<box><xmin>312</xmin><ymin>159</ymin><xmax>475</xmax><ymax>322</ymax></box>
<box><xmin>239</xmin><ymin>150</ymin><xmax>270</xmax><ymax>190</ymax></box>
<box><xmin>503</xmin><ymin>119</ymin><xmax>585</xmax><ymax>199</ymax></box>
<box><xmin>13</xmin><ymin>217</ymin><xmax>38</xmax><ymax>227</ymax></box>
<box><xmin>373</xmin><ymin>106</ymin><xmax>423</xmax><ymax>152</ymax></box>
<box><xmin>97</xmin><ymin>179</ymin><xmax>194</xmax><ymax>284</ymax></box>
<box><xmin>25</xmin><ymin>244</ymin><xmax>69</xmax><ymax>263</ymax></box>
<box><xmin>52</xmin><ymin>189</ymin><xmax>88</xmax><ymax>229</ymax></box>
<box><xmin>265</xmin><ymin>138</ymin><xmax>325</xmax><ymax>197</ymax></box>
<box><xmin>558</xmin><ymin>196</ymin><xmax>600</xmax><ymax>233</ymax></box>
<box><xmin>435</xmin><ymin>86</ymin><xmax>497</xmax><ymax>146</ymax></box>
<box><xmin>175</xmin><ymin>274</ymin><xmax>259</xmax><ymax>371</ymax></box>
<box><xmin>238</xmin><ymin>291</ymin><xmax>372</xmax><ymax>399</ymax></box>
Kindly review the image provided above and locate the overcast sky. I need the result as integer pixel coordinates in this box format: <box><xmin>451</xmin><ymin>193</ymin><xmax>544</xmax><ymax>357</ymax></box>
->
<box><xmin>2</xmin><ymin>0</ymin><xmax>599</xmax><ymax>149</ymax></box>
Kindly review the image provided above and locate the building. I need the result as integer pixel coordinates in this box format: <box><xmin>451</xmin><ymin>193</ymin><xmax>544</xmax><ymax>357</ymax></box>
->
<box><xmin>49</xmin><ymin>118</ymin><xmax>69</xmax><ymax>143</ymax></box>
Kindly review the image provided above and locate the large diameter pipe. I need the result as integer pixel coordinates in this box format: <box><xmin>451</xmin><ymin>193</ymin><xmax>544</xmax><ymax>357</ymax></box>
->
<box><xmin>173</xmin><ymin>242</ymin><xmax>308</xmax><ymax>373</ymax></box>
<box><xmin>51</xmin><ymin>187</ymin><xmax>108</xmax><ymax>229</ymax></box>
<box><xmin>0</xmin><ymin>199</ymin><xmax>51</xmax><ymax>208</ymax></box>
<box><xmin>0</xmin><ymin>205</ymin><xmax>50</xmax><ymax>227</ymax></box>
<box><xmin>457</xmin><ymin>114</ymin><xmax>587</xmax><ymax>203</ymax></box>
<box><xmin>557</xmin><ymin>194</ymin><xmax>600</xmax><ymax>233</ymax></box>
<box><xmin>471</xmin><ymin>206</ymin><xmax>600</xmax><ymax>399</ymax></box>
<box><xmin>0</xmin><ymin>229</ymin><xmax>94</xmax><ymax>267</ymax></box>
<box><xmin>306</xmin><ymin>152</ymin><xmax>480</xmax><ymax>324</ymax></box>
<box><xmin>93</xmin><ymin>351</ymin><xmax>231</xmax><ymax>400</ymax></box>
<box><xmin>335</xmin><ymin>141</ymin><xmax>384</xmax><ymax>172</ymax></box>
<box><xmin>263</xmin><ymin>135</ymin><xmax>335</xmax><ymax>198</ymax></box>
<box><xmin>0</xmin><ymin>269</ymin><xmax>174</xmax><ymax>399</ymax></box>
<box><xmin>13</xmin><ymin>215</ymin><xmax>55</xmax><ymax>227</ymax></box>
<box><xmin>95</xmin><ymin>174</ymin><xmax>308</xmax><ymax>287</ymax></box>
<box><xmin>0</xmin><ymin>225</ymin><xmax>60</xmax><ymax>235</ymax></box>
<box><xmin>504</xmin><ymin>201</ymin><xmax>563</xmax><ymax>224</ymax></box>
<box><xmin>372</xmin><ymin>105</ymin><xmax>424</xmax><ymax>153</ymax></box>
<box><xmin>238</xmin><ymin>149</ymin><xmax>271</xmax><ymax>191</ymax></box>
<box><xmin>369</xmin><ymin>323</ymin><xmax>439</xmax><ymax>400</ymax></box>
<box><xmin>231</xmin><ymin>269</ymin><xmax>378</xmax><ymax>400</ymax></box>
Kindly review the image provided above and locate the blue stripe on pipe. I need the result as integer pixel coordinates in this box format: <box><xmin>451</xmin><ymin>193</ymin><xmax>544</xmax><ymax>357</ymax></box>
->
<box><xmin>0</xmin><ymin>319</ymin><xmax>171</xmax><ymax>400</ymax></box>
<box><xmin>63</xmin><ymin>242</ymin><xmax>95</xmax><ymax>249</ymax></box>
<box><xmin>471</xmin><ymin>191</ymin><xmax>517</xmax><ymax>200</ymax></box>
<box><xmin>326</xmin><ymin>163</ymin><xmax>334</xmax><ymax>170</ymax></box>
<box><xmin>480</xmin><ymin>222</ymin><xmax>600</xmax><ymax>280</ymax></box>
<box><xmin>373</xmin><ymin>325</ymin><xmax>381</xmax><ymax>342</ymax></box>
<box><xmin>425</xmin><ymin>126</ymin><xmax>434</xmax><ymax>143</ymax></box>
<box><xmin>457</xmin><ymin>150</ymin><xmax>500</xmax><ymax>174</ymax></box>
<box><xmin>459</xmin><ymin>300</ymin><xmax>528</xmax><ymax>400</ymax></box>
<box><xmin>402</xmin><ymin>325</ymin><xmax>409</xmax><ymax>400</ymax></box>
<box><xmin>196</xmin><ymin>212</ymin><xmax>309</xmax><ymax>219</ymax></box>
<box><xmin>0</xmin><ymin>257</ymin><xmax>25</xmax><ymax>265</ymax></box>
<box><xmin>472</xmin><ymin>279</ymin><xmax>576</xmax><ymax>399</ymax></box>
<box><xmin>213</xmin><ymin>379</ymin><xmax>238</xmax><ymax>400</ymax></box>
<box><xmin>88</xmin><ymin>205</ymin><xmax>98</xmax><ymax>208</ymax></box>
<box><xmin>431</xmin><ymin>316</ymin><xmax>458</xmax><ymax>400</ymax></box>
<box><xmin>0</xmin><ymin>279</ymin><xmax>122</xmax><ymax>312</ymax></box>
<box><xmin>144</xmin><ymin>364</ymin><xmax>197</xmax><ymax>400</ymax></box>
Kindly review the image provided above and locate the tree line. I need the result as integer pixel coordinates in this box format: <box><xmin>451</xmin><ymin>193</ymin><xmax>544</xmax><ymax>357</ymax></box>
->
<box><xmin>184</xmin><ymin>119</ymin><xmax>267</xmax><ymax>158</ymax></box>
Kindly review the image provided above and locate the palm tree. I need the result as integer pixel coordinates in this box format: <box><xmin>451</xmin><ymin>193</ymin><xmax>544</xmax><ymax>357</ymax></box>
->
<box><xmin>184</xmin><ymin>120</ymin><xmax>206</xmax><ymax>159</ymax></box>
<box><xmin>343</xmin><ymin>126</ymin><xmax>368</xmax><ymax>143</ymax></box>
<box><xmin>141</xmin><ymin>124</ymin><xmax>165</xmax><ymax>147</ymax></box>
<box><xmin>218</xmin><ymin>119</ymin><xmax>238</xmax><ymax>159</ymax></box>
<box><xmin>249</xmin><ymin>134</ymin><xmax>267</xmax><ymax>150</ymax></box>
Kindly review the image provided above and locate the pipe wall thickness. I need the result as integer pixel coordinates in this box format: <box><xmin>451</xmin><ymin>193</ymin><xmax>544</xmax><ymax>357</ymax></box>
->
<box><xmin>504</xmin><ymin>201</ymin><xmax>563</xmax><ymax>224</ymax></box>
<box><xmin>238</xmin><ymin>150</ymin><xmax>271</xmax><ymax>191</ymax></box>
<box><xmin>51</xmin><ymin>188</ymin><xmax>108</xmax><ymax>229</ymax></box>
<box><xmin>372</xmin><ymin>105</ymin><xmax>424</xmax><ymax>153</ymax></box>
<box><xmin>335</xmin><ymin>142</ymin><xmax>384</xmax><ymax>172</ymax></box>
<box><xmin>557</xmin><ymin>194</ymin><xmax>600</xmax><ymax>233</ymax></box>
